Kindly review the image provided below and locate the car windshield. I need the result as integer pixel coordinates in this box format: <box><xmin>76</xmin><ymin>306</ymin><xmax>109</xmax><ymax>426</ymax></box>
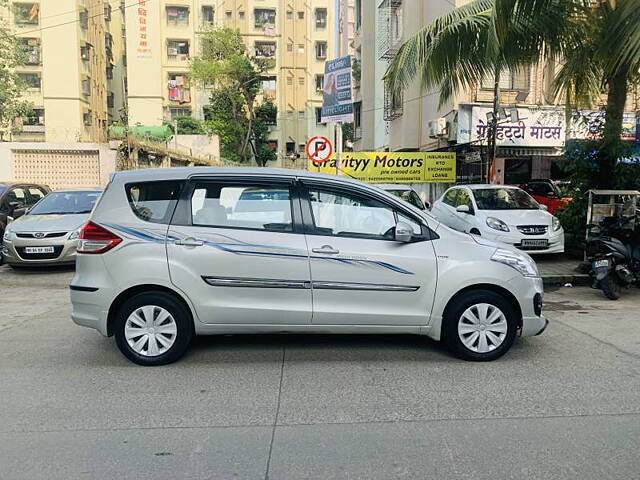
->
<box><xmin>473</xmin><ymin>188</ymin><xmax>539</xmax><ymax>210</ymax></box>
<box><xmin>28</xmin><ymin>191</ymin><xmax>101</xmax><ymax>215</ymax></box>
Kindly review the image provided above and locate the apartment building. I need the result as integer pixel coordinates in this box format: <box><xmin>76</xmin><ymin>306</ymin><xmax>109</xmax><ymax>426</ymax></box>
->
<box><xmin>125</xmin><ymin>0</ymin><xmax>337</xmax><ymax>167</ymax></box>
<box><xmin>4</xmin><ymin>0</ymin><xmax>125</xmax><ymax>143</ymax></box>
<box><xmin>354</xmin><ymin>0</ymin><xmax>640</xmax><ymax>184</ymax></box>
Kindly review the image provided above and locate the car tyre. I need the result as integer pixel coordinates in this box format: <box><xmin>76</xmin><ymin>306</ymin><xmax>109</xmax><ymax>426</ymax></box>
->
<box><xmin>443</xmin><ymin>290</ymin><xmax>517</xmax><ymax>361</ymax></box>
<box><xmin>114</xmin><ymin>291</ymin><xmax>194</xmax><ymax>366</ymax></box>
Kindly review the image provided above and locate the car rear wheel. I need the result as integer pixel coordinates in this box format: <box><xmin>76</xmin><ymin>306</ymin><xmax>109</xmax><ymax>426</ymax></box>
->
<box><xmin>443</xmin><ymin>290</ymin><xmax>517</xmax><ymax>361</ymax></box>
<box><xmin>114</xmin><ymin>292</ymin><xmax>193</xmax><ymax>366</ymax></box>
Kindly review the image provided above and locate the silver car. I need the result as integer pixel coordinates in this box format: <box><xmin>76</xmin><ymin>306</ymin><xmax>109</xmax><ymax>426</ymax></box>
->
<box><xmin>2</xmin><ymin>189</ymin><xmax>102</xmax><ymax>267</ymax></box>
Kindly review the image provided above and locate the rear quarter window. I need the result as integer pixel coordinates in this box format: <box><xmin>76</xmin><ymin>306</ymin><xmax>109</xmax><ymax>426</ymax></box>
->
<box><xmin>126</xmin><ymin>181</ymin><xmax>183</xmax><ymax>223</ymax></box>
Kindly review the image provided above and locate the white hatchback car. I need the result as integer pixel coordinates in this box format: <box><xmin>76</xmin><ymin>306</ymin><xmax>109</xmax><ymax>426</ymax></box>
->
<box><xmin>431</xmin><ymin>185</ymin><xmax>564</xmax><ymax>254</ymax></box>
<box><xmin>71</xmin><ymin>168</ymin><xmax>547</xmax><ymax>365</ymax></box>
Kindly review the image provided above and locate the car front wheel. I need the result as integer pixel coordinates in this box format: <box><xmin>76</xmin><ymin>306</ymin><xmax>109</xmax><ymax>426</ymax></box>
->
<box><xmin>443</xmin><ymin>290</ymin><xmax>518</xmax><ymax>361</ymax></box>
<box><xmin>114</xmin><ymin>292</ymin><xmax>193</xmax><ymax>366</ymax></box>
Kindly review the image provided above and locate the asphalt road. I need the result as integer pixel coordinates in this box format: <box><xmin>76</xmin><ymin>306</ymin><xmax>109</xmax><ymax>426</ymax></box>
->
<box><xmin>1</xmin><ymin>265</ymin><xmax>639</xmax><ymax>480</ymax></box>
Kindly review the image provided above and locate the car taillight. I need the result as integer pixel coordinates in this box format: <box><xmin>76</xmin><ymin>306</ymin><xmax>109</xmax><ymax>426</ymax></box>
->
<box><xmin>77</xmin><ymin>221</ymin><xmax>122</xmax><ymax>254</ymax></box>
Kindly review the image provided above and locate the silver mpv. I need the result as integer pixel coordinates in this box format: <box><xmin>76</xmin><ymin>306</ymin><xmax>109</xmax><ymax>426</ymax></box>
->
<box><xmin>71</xmin><ymin>168</ymin><xmax>547</xmax><ymax>366</ymax></box>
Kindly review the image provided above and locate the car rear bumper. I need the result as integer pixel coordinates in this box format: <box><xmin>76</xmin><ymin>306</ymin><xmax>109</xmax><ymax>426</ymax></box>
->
<box><xmin>70</xmin><ymin>288</ymin><xmax>109</xmax><ymax>336</ymax></box>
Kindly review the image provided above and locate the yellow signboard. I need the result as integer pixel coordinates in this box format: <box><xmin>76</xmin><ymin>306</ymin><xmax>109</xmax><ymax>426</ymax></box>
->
<box><xmin>308</xmin><ymin>151</ymin><xmax>456</xmax><ymax>183</ymax></box>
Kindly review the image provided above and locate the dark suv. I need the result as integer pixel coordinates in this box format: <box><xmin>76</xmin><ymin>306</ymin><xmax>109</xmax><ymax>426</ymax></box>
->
<box><xmin>0</xmin><ymin>182</ymin><xmax>51</xmax><ymax>239</ymax></box>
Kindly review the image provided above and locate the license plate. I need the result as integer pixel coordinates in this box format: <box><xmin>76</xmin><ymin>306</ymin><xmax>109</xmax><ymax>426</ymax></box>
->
<box><xmin>24</xmin><ymin>246</ymin><xmax>54</xmax><ymax>254</ymax></box>
<box><xmin>521</xmin><ymin>239</ymin><xmax>549</xmax><ymax>247</ymax></box>
<box><xmin>593</xmin><ymin>259</ymin><xmax>610</xmax><ymax>268</ymax></box>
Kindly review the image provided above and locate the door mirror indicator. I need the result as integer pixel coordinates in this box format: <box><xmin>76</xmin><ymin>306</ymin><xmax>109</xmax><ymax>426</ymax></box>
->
<box><xmin>395</xmin><ymin>221</ymin><xmax>413</xmax><ymax>243</ymax></box>
<box><xmin>456</xmin><ymin>205</ymin><xmax>471</xmax><ymax>214</ymax></box>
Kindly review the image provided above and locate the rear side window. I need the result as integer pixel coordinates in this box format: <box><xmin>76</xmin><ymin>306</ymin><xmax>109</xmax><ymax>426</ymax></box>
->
<box><xmin>190</xmin><ymin>182</ymin><xmax>293</xmax><ymax>232</ymax></box>
<box><xmin>126</xmin><ymin>181</ymin><xmax>183</xmax><ymax>223</ymax></box>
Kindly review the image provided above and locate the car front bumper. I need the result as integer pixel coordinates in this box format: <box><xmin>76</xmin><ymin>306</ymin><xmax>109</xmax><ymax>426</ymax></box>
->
<box><xmin>482</xmin><ymin>228</ymin><xmax>564</xmax><ymax>254</ymax></box>
<box><xmin>2</xmin><ymin>236</ymin><xmax>78</xmax><ymax>266</ymax></box>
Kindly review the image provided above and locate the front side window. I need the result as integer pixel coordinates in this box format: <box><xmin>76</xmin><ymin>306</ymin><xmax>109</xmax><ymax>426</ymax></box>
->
<box><xmin>26</xmin><ymin>187</ymin><xmax>46</xmax><ymax>206</ymax></box>
<box><xmin>6</xmin><ymin>188</ymin><xmax>27</xmax><ymax>208</ymax></box>
<box><xmin>126</xmin><ymin>181</ymin><xmax>183</xmax><ymax>223</ymax></box>
<box><xmin>191</xmin><ymin>183</ymin><xmax>293</xmax><ymax>232</ymax></box>
<box><xmin>29</xmin><ymin>191</ymin><xmax>100</xmax><ymax>215</ymax></box>
<box><xmin>308</xmin><ymin>189</ymin><xmax>397</xmax><ymax>240</ymax></box>
<box><xmin>473</xmin><ymin>188</ymin><xmax>539</xmax><ymax>210</ymax></box>
<box><xmin>457</xmin><ymin>189</ymin><xmax>473</xmax><ymax>209</ymax></box>
<box><xmin>442</xmin><ymin>189</ymin><xmax>458</xmax><ymax>207</ymax></box>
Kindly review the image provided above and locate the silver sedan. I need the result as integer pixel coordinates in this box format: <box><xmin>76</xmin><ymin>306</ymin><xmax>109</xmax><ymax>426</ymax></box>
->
<box><xmin>2</xmin><ymin>189</ymin><xmax>101</xmax><ymax>267</ymax></box>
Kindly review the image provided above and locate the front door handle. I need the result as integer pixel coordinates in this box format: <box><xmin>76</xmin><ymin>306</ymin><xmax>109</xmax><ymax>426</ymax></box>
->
<box><xmin>175</xmin><ymin>237</ymin><xmax>204</xmax><ymax>247</ymax></box>
<box><xmin>312</xmin><ymin>245</ymin><xmax>340</xmax><ymax>255</ymax></box>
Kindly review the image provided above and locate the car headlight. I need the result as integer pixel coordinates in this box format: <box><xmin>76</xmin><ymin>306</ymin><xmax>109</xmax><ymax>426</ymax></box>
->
<box><xmin>552</xmin><ymin>216</ymin><xmax>561</xmax><ymax>232</ymax></box>
<box><xmin>491</xmin><ymin>248</ymin><xmax>539</xmax><ymax>277</ymax></box>
<box><xmin>486</xmin><ymin>217</ymin><xmax>510</xmax><ymax>232</ymax></box>
<box><xmin>3</xmin><ymin>230</ymin><xmax>11</xmax><ymax>242</ymax></box>
<box><xmin>68</xmin><ymin>227</ymin><xmax>81</xmax><ymax>240</ymax></box>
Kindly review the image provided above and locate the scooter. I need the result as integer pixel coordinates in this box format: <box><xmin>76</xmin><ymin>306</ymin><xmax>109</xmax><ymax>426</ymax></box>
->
<box><xmin>587</xmin><ymin>215</ymin><xmax>640</xmax><ymax>300</ymax></box>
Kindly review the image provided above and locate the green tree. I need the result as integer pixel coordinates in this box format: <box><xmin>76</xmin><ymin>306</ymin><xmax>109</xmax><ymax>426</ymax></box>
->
<box><xmin>191</xmin><ymin>27</ymin><xmax>274</xmax><ymax>164</ymax></box>
<box><xmin>0</xmin><ymin>0</ymin><xmax>32</xmax><ymax>140</ymax></box>
<box><xmin>169</xmin><ymin>116</ymin><xmax>205</xmax><ymax>135</ymax></box>
<box><xmin>384</xmin><ymin>0</ymin><xmax>640</xmax><ymax>187</ymax></box>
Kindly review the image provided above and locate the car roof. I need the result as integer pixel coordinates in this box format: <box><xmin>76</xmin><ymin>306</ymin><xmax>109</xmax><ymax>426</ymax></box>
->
<box><xmin>376</xmin><ymin>184</ymin><xmax>413</xmax><ymax>191</ymax></box>
<box><xmin>54</xmin><ymin>188</ymin><xmax>103</xmax><ymax>193</ymax></box>
<box><xmin>112</xmin><ymin>166</ymin><xmax>377</xmax><ymax>189</ymax></box>
<box><xmin>457</xmin><ymin>184</ymin><xmax>521</xmax><ymax>190</ymax></box>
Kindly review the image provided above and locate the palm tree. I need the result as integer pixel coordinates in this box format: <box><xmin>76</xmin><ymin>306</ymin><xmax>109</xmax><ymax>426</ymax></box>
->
<box><xmin>384</xmin><ymin>0</ymin><xmax>640</xmax><ymax>186</ymax></box>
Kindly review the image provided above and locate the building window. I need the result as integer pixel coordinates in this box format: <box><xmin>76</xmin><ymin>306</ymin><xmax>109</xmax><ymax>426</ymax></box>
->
<box><xmin>481</xmin><ymin>67</ymin><xmax>531</xmax><ymax>91</ymax></box>
<box><xmin>286</xmin><ymin>10</ymin><xmax>293</xmax><ymax>20</ymax></box>
<box><xmin>225</xmin><ymin>10</ymin><xmax>232</xmax><ymax>20</ymax></box>
<box><xmin>315</xmin><ymin>41</ymin><xmax>327</xmax><ymax>59</ymax></box>
<box><xmin>17</xmin><ymin>38</ymin><xmax>40</xmax><ymax>65</ymax></box>
<box><xmin>297</xmin><ymin>11</ymin><xmax>304</xmax><ymax>19</ymax></box>
<box><xmin>239</xmin><ymin>11</ymin><xmax>245</xmax><ymax>19</ymax></box>
<box><xmin>83</xmin><ymin>111</ymin><xmax>92</xmax><ymax>126</ymax></box>
<box><xmin>378</xmin><ymin>0</ymin><xmax>403</xmax><ymax>60</ymax></box>
<box><xmin>287</xmin><ymin>42</ymin><xmax>293</xmax><ymax>52</ymax></box>
<box><xmin>104</xmin><ymin>3</ymin><xmax>112</xmax><ymax>21</ymax></box>
<box><xmin>166</xmin><ymin>6</ymin><xmax>189</xmax><ymax>25</ymax></box>
<box><xmin>168</xmin><ymin>73</ymin><xmax>191</xmax><ymax>104</ymax></box>
<box><xmin>80</xmin><ymin>43</ymin><xmax>91</xmax><ymax>61</ymax></box>
<box><xmin>315</xmin><ymin>74</ymin><xmax>324</xmax><ymax>92</ymax></box>
<box><xmin>13</xmin><ymin>3</ymin><xmax>39</xmax><ymax>25</ymax></box>
<box><xmin>298</xmin><ymin>111</ymin><xmax>305</xmax><ymax>119</ymax></box>
<box><xmin>261</xmin><ymin>76</ymin><xmax>276</xmax><ymax>91</ymax></box>
<box><xmin>167</xmin><ymin>40</ymin><xmax>190</xmax><ymax>60</ymax></box>
<box><xmin>170</xmin><ymin>107</ymin><xmax>192</xmax><ymax>119</ymax></box>
<box><xmin>315</xmin><ymin>8</ymin><xmax>327</xmax><ymax>28</ymax></box>
<box><xmin>286</xmin><ymin>142</ymin><xmax>296</xmax><ymax>154</ymax></box>
<box><xmin>202</xmin><ymin>5</ymin><xmax>214</xmax><ymax>26</ymax></box>
<box><xmin>105</xmin><ymin>33</ymin><xmax>114</xmax><ymax>59</ymax></box>
<box><xmin>23</xmin><ymin>108</ymin><xmax>44</xmax><ymax>126</ymax></box>
<box><xmin>106</xmin><ymin>65</ymin><xmax>113</xmax><ymax>80</ymax></box>
<box><xmin>287</xmin><ymin>77</ymin><xmax>293</xmax><ymax>86</ymax></box>
<box><xmin>18</xmin><ymin>72</ymin><xmax>41</xmax><ymax>90</ymax></box>
<box><xmin>254</xmin><ymin>9</ymin><xmax>276</xmax><ymax>28</ymax></box>
<box><xmin>254</xmin><ymin>41</ymin><xmax>276</xmax><ymax>58</ymax></box>
<box><xmin>79</xmin><ymin>10</ymin><xmax>88</xmax><ymax>29</ymax></box>
<box><xmin>298</xmin><ymin>44</ymin><xmax>305</xmax><ymax>54</ymax></box>
<box><xmin>107</xmin><ymin>92</ymin><xmax>115</xmax><ymax>108</ymax></box>
<box><xmin>354</xmin><ymin>101</ymin><xmax>362</xmax><ymax>138</ymax></box>
<box><xmin>82</xmin><ymin>78</ymin><xmax>91</xmax><ymax>97</ymax></box>
<box><xmin>298</xmin><ymin>77</ymin><xmax>305</xmax><ymax>86</ymax></box>
<box><xmin>355</xmin><ymin>0</ymin><xmax>362</xmax><ymax>30</ymax></box>
<box><xmin>383</xmin><ymin>85</ymin><xmax>403</xmax><ymax>120</ymax></box>
<box><xmin>315</xmin><ymin>107</ymin><xmax>325</xmax><ymax>125</ymax></box>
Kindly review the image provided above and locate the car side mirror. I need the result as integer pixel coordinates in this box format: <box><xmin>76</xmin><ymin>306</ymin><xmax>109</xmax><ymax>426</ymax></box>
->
<box><xmin>539</xmin><ymin>204</ymin><xmax>548</xmax><ymax>211</ymax></box>
<box><xmin>456</xmin><ymin>205</ymin><xmax>471</xmax><ymax>214</ymax></box>
<box><xmin>395</xmin><ymin>221</ymin><xmax>413</xmax><ymax>243</ymax></box>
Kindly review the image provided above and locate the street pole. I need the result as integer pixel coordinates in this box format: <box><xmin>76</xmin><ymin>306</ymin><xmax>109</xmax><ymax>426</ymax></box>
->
<box><xmin>488</xmin><ymin>64</ymin><xmax>501</xmax><ymax>184</ymax></box>
<box><xmin>173</xmin><ymin>119</ymin><xmax>178</xmax><ymax>152</ymax></box>
<box><xmin>336</xmin><ymin>122</ymin><xmax>343</xmax><ymax>175</ymax></box>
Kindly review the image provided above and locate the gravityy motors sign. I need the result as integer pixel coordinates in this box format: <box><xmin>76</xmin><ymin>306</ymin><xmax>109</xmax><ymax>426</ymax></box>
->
<box><xmin>309</xmin><ymin>152</ymin><xmax>456</xmax><ymax>183</ymax></box>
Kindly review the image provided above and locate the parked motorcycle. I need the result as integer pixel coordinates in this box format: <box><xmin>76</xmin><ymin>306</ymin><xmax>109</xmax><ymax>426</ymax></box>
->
<box><xmin>587</xmin><ymin>214</ymin><xmax>640</xmax><ymax>300</ymax></box>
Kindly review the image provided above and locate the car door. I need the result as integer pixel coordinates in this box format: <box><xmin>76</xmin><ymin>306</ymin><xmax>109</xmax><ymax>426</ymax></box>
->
<box><xmin>432</xmin><ymin>188</ymin><xmax>456</xmax><ymax>227</ymax></box>
<box><xmin>454</xmin><ymin>188</ymin><xmax>476</xmax><ymax>233</ymax></box>
<box><xmin>167</xmin><ymin>176</ymin><xmax>312</xmax><ymax>325</ymax></box>
<box><xmin>300</xmin><ymin>180</ymin><xmax>438</xmax><ymax>326</ymax></box>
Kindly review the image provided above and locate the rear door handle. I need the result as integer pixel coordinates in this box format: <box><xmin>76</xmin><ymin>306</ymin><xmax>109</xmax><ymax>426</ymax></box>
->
<box><xmin>312</xmin><ymin>245</ymin><xmax>340</xmax><ymax>255</ymax></box>
<box><xmin>175</xmin><ymin>237</ymin><xmax>204</xmax><ymax>247</ymax></box>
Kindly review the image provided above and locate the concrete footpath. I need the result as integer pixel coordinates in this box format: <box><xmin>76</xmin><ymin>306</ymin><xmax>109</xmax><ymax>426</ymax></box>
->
<box><xmin>536</xmin><ymin>254</ymin><xmax>590</xmax><ymax>286</ymax></box>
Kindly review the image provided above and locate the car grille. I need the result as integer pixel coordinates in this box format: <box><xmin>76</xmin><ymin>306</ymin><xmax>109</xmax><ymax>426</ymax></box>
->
<box><xmin>15</xmin><ymin>232</ymin><xmax>67</xmax><ymax>239</ymax></box>
<box><xmin>517</xmin><ymin>225</ymin><xmax>547</xmax><ymax>235</ymax></box>
<box><xmin>15</xmin><ymin>245</ymin><xmax>64</xmax><ymax>260</ymax></box>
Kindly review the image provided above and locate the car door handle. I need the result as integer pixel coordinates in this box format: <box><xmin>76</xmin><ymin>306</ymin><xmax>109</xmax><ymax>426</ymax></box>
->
<box><xmin>175</xmin><ymin>237</ymin><xmax>204</xmax><ymax>247</ymax></box>
<box><xmin>312</xmin><ymin>245</ymin><xmax>340</xmax><ymax>255</ymax></box>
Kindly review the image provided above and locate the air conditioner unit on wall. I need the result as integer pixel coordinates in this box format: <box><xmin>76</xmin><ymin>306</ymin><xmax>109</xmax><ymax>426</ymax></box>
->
<box><xmin>428</xmin><ymin>118</ymin><xmax>447</xmax><ymax>138</ymax></box>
